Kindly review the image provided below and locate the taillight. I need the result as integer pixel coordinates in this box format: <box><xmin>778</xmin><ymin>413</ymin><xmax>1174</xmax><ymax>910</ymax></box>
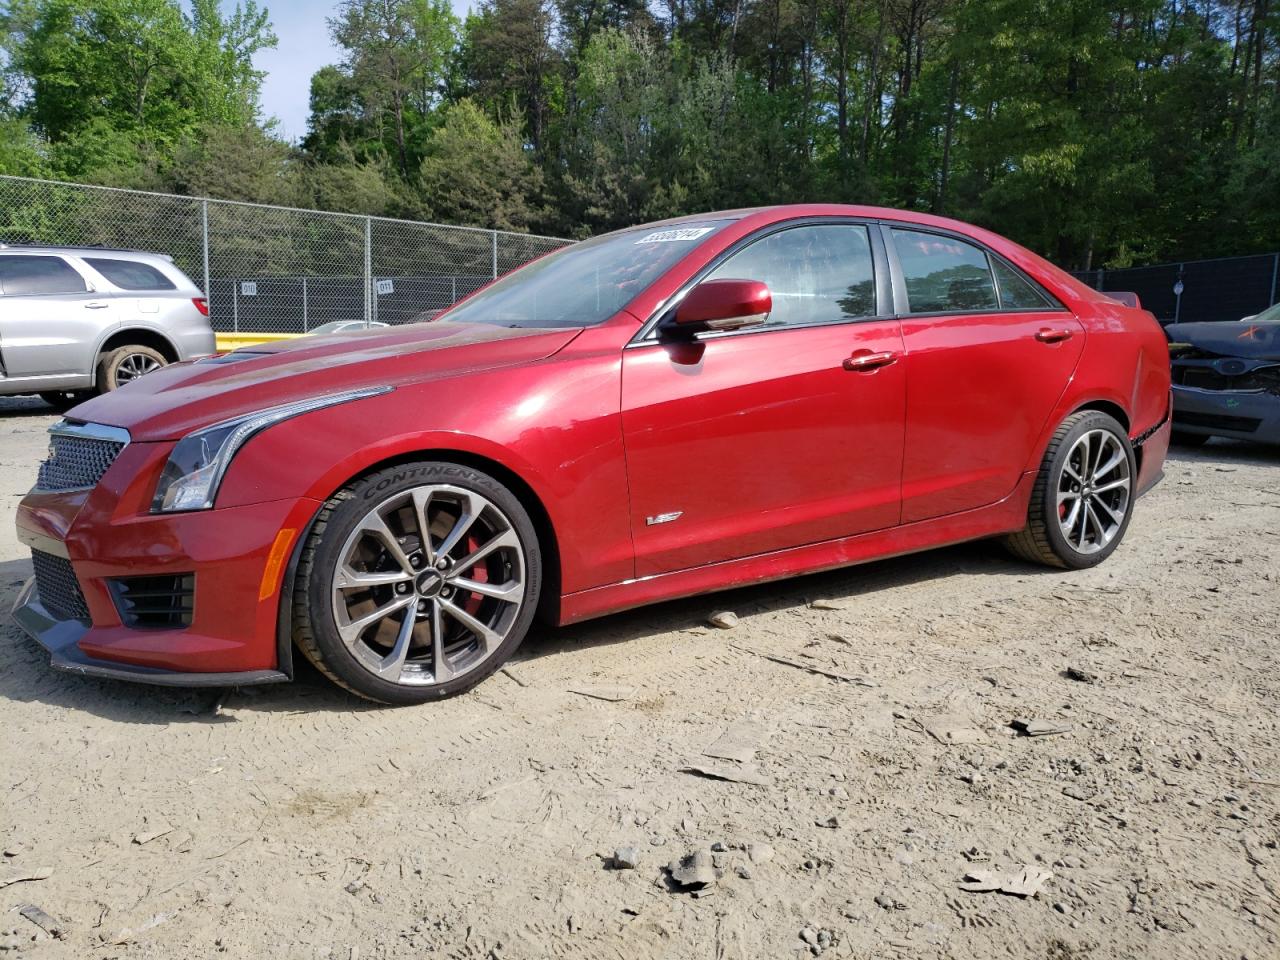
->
<box><xmin>192</xmin><ymin>297</ymin><xmax>209</xmax><ymax>316</ymax></box>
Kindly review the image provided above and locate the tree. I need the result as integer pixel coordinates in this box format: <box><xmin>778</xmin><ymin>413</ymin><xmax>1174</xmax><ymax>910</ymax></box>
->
<box><xmin>329</xmin><ymin>0</ymin><xmax>459</xmax><ymax>177</ymax></box>
<box><xmin>168</xmin><ymin>122</ymin><xmax>300</xmax><ymax>204</ymax></box>
<box><xmin>453</xmin><ymin>0</ymin><xmax>559</xmax><ymax>152</ymax></box>
<box><xmin>186</xmin><ymin>0</ymin><xmax>276</xmax><ymax>127</ymax></box>
<box><xmin>416</xmin><ymin>99</ymin><xmax>544</xmax><ymax>229</ymax></box>
<box><xmin>3</xmin><ymin>0</ymin><xmax>1278</xmax><ymax>262</ymax></box>
<box><xmin>302</xmin><ymin>64</ymin><xmax>375</xmax><ymax>164</ymax></box>
<box><xmin>301</xmin><ymin>146</ymin><xmax>412</xmax><ymax>216</ymax></box>
<box><xmin>1</xmin><ymin>0</ymin><xmax>276</xmax><ymax>183</ymax></box>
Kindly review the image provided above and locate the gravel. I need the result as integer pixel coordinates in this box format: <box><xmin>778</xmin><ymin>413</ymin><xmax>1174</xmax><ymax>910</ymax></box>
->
<box><xmin>1</xmin><ymin>400</ymin><xmax>1277</xmax><ymax>959</ymax></box>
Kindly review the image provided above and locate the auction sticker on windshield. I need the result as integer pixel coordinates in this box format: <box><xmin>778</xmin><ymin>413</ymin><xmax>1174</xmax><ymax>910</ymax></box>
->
<box><xmin>635</xmin><ymin>227</ymin><xmax>714</xmax><ymax>244</ymax></box>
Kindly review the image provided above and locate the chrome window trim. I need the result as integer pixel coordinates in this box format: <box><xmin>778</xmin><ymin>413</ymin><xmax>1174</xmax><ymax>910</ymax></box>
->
<box><xmin>879</xmin><ymin>222</ymin><xmax>1068</xmax><ymax>316</ymax></box>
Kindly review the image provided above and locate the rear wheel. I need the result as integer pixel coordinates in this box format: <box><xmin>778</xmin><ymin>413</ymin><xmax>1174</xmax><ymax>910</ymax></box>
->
<box><xmin>1005</xmin><ymin>411</ymin><xmax>1136</xmax><ymax>569</ymax></box>
<box><xmin>96</xmin><ymin>345</ymin><xmax>168</xmax><ymax>393</ymax></box>
<box><xmin>292</xmin><ymin>461</ymin><xmax>542</xmax><ymax>704</ymax></box>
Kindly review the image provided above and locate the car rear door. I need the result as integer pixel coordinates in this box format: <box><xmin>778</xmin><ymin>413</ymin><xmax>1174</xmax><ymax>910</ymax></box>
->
<box><xmin>884</xmin><ymin>226</ymin><xmax>1085</xmax><ymax>523</ymax></box>
<box><xmin>621</xmin><ymin>221</ymin><xmax>906</xmax><ymax>577</ymax></box>
<box><xmin>0</xmin><ymin>254</ymin><xmax>114</xmax><ymax>379</ymax></box>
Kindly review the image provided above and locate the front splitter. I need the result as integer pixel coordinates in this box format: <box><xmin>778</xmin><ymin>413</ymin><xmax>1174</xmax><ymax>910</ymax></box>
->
<box><xmin>11</xmin><ymin>577</ymin><xmax>288</xmax><ymax>688</ymax></box>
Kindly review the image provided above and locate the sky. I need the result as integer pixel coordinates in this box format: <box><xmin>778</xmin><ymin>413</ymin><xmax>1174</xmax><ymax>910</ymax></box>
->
<box><xmin>234</xmin><ymin>0</ymin><xmax>476</xmax><ymax>143</ymax></box>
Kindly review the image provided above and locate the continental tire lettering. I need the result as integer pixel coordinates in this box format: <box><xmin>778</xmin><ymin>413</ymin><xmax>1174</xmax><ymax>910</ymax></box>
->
<box><xmin>360</xmin><ymin>464</ymin><xmax>478</xmax><ymax>499</ymax></box>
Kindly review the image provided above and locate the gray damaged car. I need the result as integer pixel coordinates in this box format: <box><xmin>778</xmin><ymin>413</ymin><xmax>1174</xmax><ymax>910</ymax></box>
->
<box><xmin>1166</xmin><ymin>305</ymin><xmax>1280</xmax><ymax>446</ymax></box>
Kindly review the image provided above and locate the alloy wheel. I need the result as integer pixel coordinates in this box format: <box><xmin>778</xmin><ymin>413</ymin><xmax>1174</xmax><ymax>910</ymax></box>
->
<box><xmin>114</xmin><ymin>353</ymin><xmax>162</xmax><ymax>386</ymax></box>
<box><xmin>1056</xmin><ymin>428</ymin><xmax>1132</xmax><ymax>555</ymax></box>
<box><xmin>329</xmin><ymin>484</ymin><xmax>526</xmax><ymax>686</ymax></box>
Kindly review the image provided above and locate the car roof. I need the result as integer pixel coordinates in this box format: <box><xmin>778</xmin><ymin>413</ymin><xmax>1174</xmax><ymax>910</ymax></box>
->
<box><xmin>641</xmin><ymin>203</ymin><xmax>1003</xmax><ymax>233</ymax></box>
<box><xmin>619</xmin><ymin>203</ymin><xmax>1112</xmax><ymax>312</ymax></box>
<box><xmin>0</xmin><ymin>243</ymin><xmax>175</xmax><ymax>262</ymax></box>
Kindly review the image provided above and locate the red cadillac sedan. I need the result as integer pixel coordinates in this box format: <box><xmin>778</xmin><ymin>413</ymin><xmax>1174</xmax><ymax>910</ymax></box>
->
<box><xmin>12</xmin><ymin>206</ymin><xmax>1172</xmax><ymax>704</ymax></box>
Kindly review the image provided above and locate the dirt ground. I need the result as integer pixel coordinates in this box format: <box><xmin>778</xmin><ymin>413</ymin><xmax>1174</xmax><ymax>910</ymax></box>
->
<box><xmin>1</xmin><ymin>393</ymin><xmax>1277</xmax><ymax>960</ymax></box>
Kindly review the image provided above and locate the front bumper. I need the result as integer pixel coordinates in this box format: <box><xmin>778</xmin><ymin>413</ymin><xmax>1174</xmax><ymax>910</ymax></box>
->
<box><xmin>12</xmin><ymin>481</ymin><xmax>320</xmax><ymax>686</ymax></box>
<box><xmin>12</xmin><ymin>577</ymin><xmax>286</xmax><ymax>686</ymax></box>
<box><xmin>1171</xmin><ymin>385</ymin><xmax>1280</xmax><ymax>444</ymax></box>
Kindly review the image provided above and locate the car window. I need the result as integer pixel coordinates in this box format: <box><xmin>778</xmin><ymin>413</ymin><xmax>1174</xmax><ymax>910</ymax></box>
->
<box><xmin>0</xmin><ymin>255</ymin><xmax>88</xmax><ymax>295</ymax></box>
<box><xmin>85</xmin><ymin>257</ymin><xmax>176</xmax><ymax>291</ymax></box>
<box><xmin>991</xmin><ymin>257</ymin><xmax>1053</xmax><ymax>309</ymax></box>
<box><xmin>706</xmin><ymin>224</ymin><xmax>876</xmax><ymax>328</ymax></box>
<box><xmin>892</xmin><ymin>229</ymin><xmax>998</xmax><ymax>313</ymax></box>
<box><xmin>442</xmin><ymin>221</ymin><xmax>729</xmax><ymax>328</ymax></box>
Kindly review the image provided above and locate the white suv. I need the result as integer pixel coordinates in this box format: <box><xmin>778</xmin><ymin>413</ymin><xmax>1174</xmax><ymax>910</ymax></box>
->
<box><xmin>0</xmin><ymin>245</ymin><xmax>216</xmax><ymax>409</ymax></box>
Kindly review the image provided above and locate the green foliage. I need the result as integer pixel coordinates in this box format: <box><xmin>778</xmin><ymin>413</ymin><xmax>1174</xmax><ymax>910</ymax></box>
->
<box><xmin>168</xmin><ymin>122</ymin><xmax>299</xmax><ymax>205</ymax></box>
<box><xmin>1</xmin><ymin>0</ymin><xmax>277</xmax><ymax>183</ymax></box>
<box><xmin>417</xmin><ymin>98</ymin><xmax>545</xmax><ymax>229</ymax></box>
<box><xmin>323</xmin><ymin>0</ymin><xmax>460</xmax><ymax>175</ymax></box>
<box><xmin>2</xmin><ymin>0</ymin><xmax>1278</xmax><ymax>262</ymax></box>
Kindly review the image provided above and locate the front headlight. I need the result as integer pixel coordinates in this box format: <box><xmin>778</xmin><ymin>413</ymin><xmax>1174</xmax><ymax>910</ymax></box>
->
<box><xmin>152</xmin><ymin>387</ymin><xmax>392</xmax><ymax>513</ymax></box>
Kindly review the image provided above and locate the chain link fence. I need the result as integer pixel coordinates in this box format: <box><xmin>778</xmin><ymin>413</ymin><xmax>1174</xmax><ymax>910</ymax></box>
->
<box><xmin>1073</xmin><ymin>252</ymin><xmax>1280</xmax><ymax>324</ymax></box>
<box><xmin>0</xmin><ymin>175</ymin><xmax>571</xmax><ymax>334</ymax></box>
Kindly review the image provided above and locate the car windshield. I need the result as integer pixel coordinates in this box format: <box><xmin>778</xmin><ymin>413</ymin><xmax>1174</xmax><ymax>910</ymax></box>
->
<box><xmin>1251</xmin><ymin>302</ymin><xmax>1280</xmax><ymax>324</ymax></box>
<box><xmin>440</xmin><ymin>221</ymin><xmax>729</xmax><ymax>328</ymax></box>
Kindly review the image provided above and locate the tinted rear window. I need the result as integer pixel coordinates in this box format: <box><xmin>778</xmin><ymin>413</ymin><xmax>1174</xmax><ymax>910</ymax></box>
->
<box><xmin>892</xmin><ymin>229</ymin><xmax>998</xmax><ymax>313</ymax></box>
<box><xmin>0</xmin><ymin>255</ymin><xmax>87</xmax><ymax>295</ymax></box>
<box><xmin>85</xmin><ymin>257</ymin><xmax>176</xmax><ymax>291</ymax></box>
<box><xmin>992</xmin><ymin>258</ymin><xmax>1053</xmax><ymax>309</ymax></box>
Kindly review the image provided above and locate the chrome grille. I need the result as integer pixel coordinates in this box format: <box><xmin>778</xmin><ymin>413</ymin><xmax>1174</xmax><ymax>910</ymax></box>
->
<box><xmin>35</xmin><ymin>423</ymin><xmax>129</xmax><ymax>492</ymax></box>
<box><xmin>31</xmin><ymin>550</ymin><xmax>91</xmax><ymax>623</ymax></box>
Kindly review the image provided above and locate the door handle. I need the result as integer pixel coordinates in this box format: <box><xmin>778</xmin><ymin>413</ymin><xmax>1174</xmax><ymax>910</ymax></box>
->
<box><xmin>84</xmin><ymin>301</ymin><xmax>109</xmax><ymax>310</ymax></box>
<box><xmin>1034</xmin><ymin>328</ymin><xmax>1073</xmax><ymax>343</ymax></box>
<box><xmin>843</xmin><ymin>350</ymin><xmax>898</xmax><ymax>372</ymax></box>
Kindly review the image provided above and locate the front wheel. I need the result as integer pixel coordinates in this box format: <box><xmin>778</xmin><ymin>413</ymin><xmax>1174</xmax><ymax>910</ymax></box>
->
<box><xmin>1005</xmin><ymin>411</ymin><xmax>1136</xmax><ymax>569</ymax></box>
<box><xmin>292</xmin><ymin>461</ymin><xmax>542</xmax><ymax>704</ymax></box>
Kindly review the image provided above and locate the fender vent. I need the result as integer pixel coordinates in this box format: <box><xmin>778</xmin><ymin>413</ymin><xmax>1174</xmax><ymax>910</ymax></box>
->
<box><xmin>109</xmin><ymin>574</ymin><xmax>195</xmax><ymax>629</ymax></box>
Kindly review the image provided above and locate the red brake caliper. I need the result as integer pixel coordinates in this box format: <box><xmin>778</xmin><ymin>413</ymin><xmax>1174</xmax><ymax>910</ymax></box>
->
<box><xmin>463</xmin><ymin>532</ymin><xmax>488</xmax><ymax>616</ymax></box>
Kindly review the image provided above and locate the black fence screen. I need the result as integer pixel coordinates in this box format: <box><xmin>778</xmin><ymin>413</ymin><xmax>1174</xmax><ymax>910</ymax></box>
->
<box><xmin>1073</xmin><ymin>253</ymin><xmax>1279</xmax><ymax>324</ymax></box>
<box><xmin>206</xmin><ymin>274</ymin><xmax>494</xmax><ymax>333</ymax></box>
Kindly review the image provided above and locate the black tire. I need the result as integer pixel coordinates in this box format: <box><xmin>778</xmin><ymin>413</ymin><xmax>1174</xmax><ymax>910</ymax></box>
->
<box><xmin>1005</xmin><ymin>410</ymin><xmax>1137</xmax><ymax>570</ymax></box>
<box><xmin>96</xmin><ymin>345</ymin><xmax>168</xmax><ymax>393</ymax></box>
<box><xmin>38</xmin><ymin>391</ymin><xmax>90</xmax><ymax>412</ymax></box>
<box><xmin>292</xmin><ymin>460</ymin><xmax>543</xmax><ymax>704</ymax></box>
<box><xmin>1171</xmin><ymin>430</ymin><xmax>1210</xmax><ymax>448</ymax></box>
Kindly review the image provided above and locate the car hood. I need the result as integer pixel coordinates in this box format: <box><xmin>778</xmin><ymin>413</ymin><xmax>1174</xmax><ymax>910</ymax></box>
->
<box><xmin>1166</xmin><ymin>321</ymin><xmax>1280</xmax><ymax>360</ymax></box>
<box><xmin>71</xmin><ymin>322</ymin><xmax>583</xmax><ymax>442</ymax></box>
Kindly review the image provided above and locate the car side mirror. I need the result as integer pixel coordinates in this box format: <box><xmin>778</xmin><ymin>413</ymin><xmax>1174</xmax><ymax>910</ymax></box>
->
<box><xmin>666</xmin><ymin>279</ymin><xmax>771</xmax><ymax>335</ymax></box>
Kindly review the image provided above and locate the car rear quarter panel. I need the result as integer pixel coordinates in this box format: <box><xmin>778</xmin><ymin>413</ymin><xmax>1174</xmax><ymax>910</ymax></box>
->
<box><xmin>214</xmin><ymin>324</ymin><xmax>635</xmax><ymax>596</ymax></box>
<box><xmin>1032</xmin><ymin>297</ymin><xmax>1171</xmax><ymax>472</ymax></box>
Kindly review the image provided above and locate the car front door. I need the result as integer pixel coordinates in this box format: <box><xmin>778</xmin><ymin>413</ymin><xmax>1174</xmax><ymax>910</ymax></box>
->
<box><xmin>885</xmin><ymin>227</ymin><xmax>1086</xmax><ymax>523</ymax></box>
<box><xmin>0</xmin><ymin>254</ymin><xmax>114</xmax><ymax>381</ymax></box>
<box><xmin>621</xmin><ymin>222</ymin><xmax>906</xmax><ymax>577</ymax></box>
